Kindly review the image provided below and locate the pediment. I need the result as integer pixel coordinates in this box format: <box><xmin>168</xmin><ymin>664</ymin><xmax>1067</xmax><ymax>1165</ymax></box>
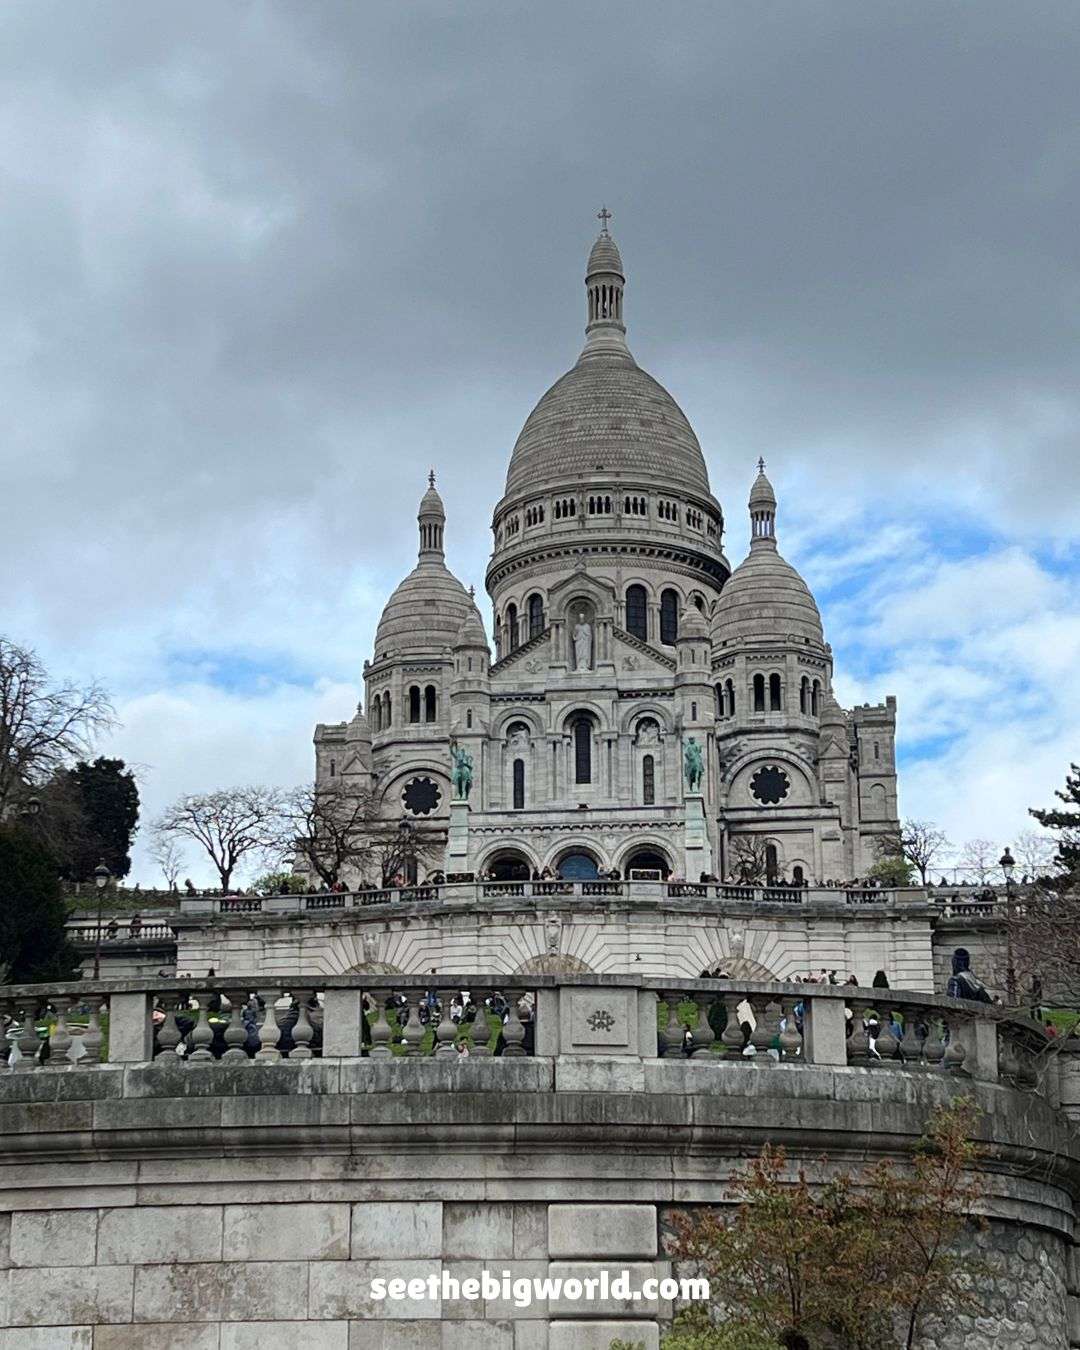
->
<box><xmin>613</xmin><ymin>627</ymin><xmax>676</xmax><ymax>673</ymax></box>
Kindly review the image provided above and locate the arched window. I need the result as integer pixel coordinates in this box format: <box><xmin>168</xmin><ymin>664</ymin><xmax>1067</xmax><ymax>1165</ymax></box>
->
<box><xmin>384</xmin><ymin>691</ymin><xmax>392</xmax><ymax>727</ymax></box>
<box><xmin>527</xmin><ymin>593</ymin><xmax>544</xmax><ymax>638</ymax></box>
<box><xmin>372</xmin><ymin>699</ymin><xmax>381</xmax><ymax>733</ymax></box>
<box><xmin>643</xmin><ymin>754</ymin><xmax>655</xmax><ymax>806</ymax></box>
<box><xmin>753</xmin><ymin>674</ymin><xmax>765</xmax><ymax>712</ymax></box>
<box><xmin>726</xmin><ymin>678</ymin><xmax>735</xmax><ymax>716</ymax></box>
<box><xmin>424</xmin><ymin>684</ymin><xmax>437</xmax><ymax>722</ymax></box>
<box><xmin>625</xmin><ymin>584</ymin><xmax>648</xmax><ymax>642</ymax></box>
<box><xmin>573</xmin><ymin>717</ymin><xmax>592</xmax><ymax>785</ymax></box>
<box><xmin>800</xmin><ymin>676</ymin><xmax>809</xmax><ymax>714</ymax></box>
<box><xmin>715</xmin><ymin>684</ymin><xmax>724</xmax><ymax>718</ymax></box>
<box><xmin>766</xmin><ymin>843</ymin><xmax>778</xmax><ymax>883</ymax></box>
<box><xmin>512</xmin><ymin>758</ymin><xmax>525</xmax><ymax>810</ymax></box>
<box><xmin>466</xmin><ymin>709</ymin><xmax>473</xmax><ymax>729</ymax></box>
<box><xmin>329</xmin><ymin>759</ymin><xmax>336</xmax><ymax>778</ymax></box>
<box><xmin>769</xmin><ymin>673</ymin><xmax>782</xmax><ymax>711</ymax></box>
<box><xmin>506</xmin><ymin>604</ymin><xmax>519</xmax><ymax>652</ymax></box>
<box><xmin>660</xmin><ymin>589</ymin><xmax>679</xmax><ymax>645</ymax></box>
<box><xmin>811</xmin><ymin>680</ymin><xmax>820</xmax><ymax>716</ymax></box>
<box><xmin>408</xmin><ymin>686</ymin><xmax>421</xmax><ymax>723</ymax></box>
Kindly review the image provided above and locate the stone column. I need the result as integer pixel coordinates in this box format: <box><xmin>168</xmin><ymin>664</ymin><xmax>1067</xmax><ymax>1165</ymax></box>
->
<box><xmin>445</xmin><ymin>799</ymin><xmax>470</xmax><ymax>871</ymax></box>
<box><xmin>682</xmin><ymin>793</ymin><xmax>713</xmax><ymax>878</ymax></box>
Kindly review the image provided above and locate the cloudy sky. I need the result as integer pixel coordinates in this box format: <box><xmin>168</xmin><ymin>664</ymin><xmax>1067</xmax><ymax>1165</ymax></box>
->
<box><xmin>3</xmin><ymin>2</ymin><xmax>1077</xmax><ymax>884</ymax></box>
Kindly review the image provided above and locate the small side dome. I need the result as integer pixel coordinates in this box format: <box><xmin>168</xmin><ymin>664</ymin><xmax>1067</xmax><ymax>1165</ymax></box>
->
<box><xmin>678</xmin><ymin>604</ymin><xmax>709</xmax><ymax>642</ymax></box>
<box><xmin>749</xmin><ymin>459</ymin><xmax>777</xmax><ymax>509</ymax></box>
<box><xmin>454</xmin><ymin>601</ymin><xmax>490</xmax><ymax>652</ymax></box>
<box><xmin>587</xmin><ymin>233</ymin><xmax>624</xmax><ymax>278</ymax></box>
<box><xmin>347</xmin><ymin>701</ymin><xmax>372</xmax><ymax>744</ymax></box>
<box><xmin>419</xmin><ymin>469</ymin><xmax>446</xmax><ymax>520</ymax></box>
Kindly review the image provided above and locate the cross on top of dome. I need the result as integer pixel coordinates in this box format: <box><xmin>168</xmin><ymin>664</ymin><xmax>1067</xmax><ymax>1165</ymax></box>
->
<box><xmin>597</xmin><ymin>205</ymin><xmax>612</xmax><ymax>236</ymax></box>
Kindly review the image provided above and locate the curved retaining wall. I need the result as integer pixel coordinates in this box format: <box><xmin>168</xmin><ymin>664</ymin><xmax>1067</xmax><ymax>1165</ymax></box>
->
<box><xmin>1</xmin><ymin>1057</ymin><xmax>1077</xmax><ymax>1349</ymax></box>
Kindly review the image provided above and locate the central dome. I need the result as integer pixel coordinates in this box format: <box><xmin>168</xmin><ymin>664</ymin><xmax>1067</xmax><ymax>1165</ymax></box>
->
<box><xmin>504</xmin><ymin>353</ymin><xmax>711</xmax><ymax>500</ymax></box>
<box><xmin>502</xmin><ymin>224</ymin><xmax>712</xmax><ymax>504</ymax></box>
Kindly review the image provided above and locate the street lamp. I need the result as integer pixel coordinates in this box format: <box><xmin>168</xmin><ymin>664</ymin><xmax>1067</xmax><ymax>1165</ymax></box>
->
<box><xmin>92</xmin><ymin>861</ymin><xmax>111</xmax><ymax>981</ymax></box>
<box><xmin>999</xmin><ymin>847</ymin><xmax>1017</xmax><ymax>1005</ymax></box>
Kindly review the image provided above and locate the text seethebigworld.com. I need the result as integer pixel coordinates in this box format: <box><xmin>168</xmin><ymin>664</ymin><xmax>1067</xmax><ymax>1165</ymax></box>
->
<box><xmin>370</xmin><ymin>1268</ymin><xmax>709</xmax><ymax>1309</ymax></box>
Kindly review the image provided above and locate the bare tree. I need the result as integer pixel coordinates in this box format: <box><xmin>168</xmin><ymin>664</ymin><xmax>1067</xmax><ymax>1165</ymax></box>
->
<box><xmin>367</xmin><ymin>816</ymin><xmax>438</xmax><ymax>887</ymax></box>
<box><xmin>959</xmin><ymin>837</ymin><xmax>998</xmax><ymax>886</ymax></box>
<box><xmin>729</xmin><ymin>835</ymin><xmax>771</xmax><ymax>884</ymax></box>
<box><xmin>150</xmin><ymin>830</ymin><xmax>184</xmax><ymax>891</ymax></box>
<box><xmin>154</xmin><ymin>786</ymin><xmax>283</xmax><ymax>892</ymax></box>
<box><xmin>0</xmin><ymin>638</ymin><xmax>115</xmax><ymax>818</ymax></box>
<box><xmin>274</xmin><ymin>782</ymin><xmax>379</xmax><ymax>888</ymax></box>
<box><xmin>1013</xmin><ymin>828</ymin><xmax>1058</xmax><ymax>881</ymax></box>
<box><xmin>1004</xmin><ymin>883</ymin><xmax>1080</xmax><ymax>1009</ymax></box>
<box><xmin>878</xmin><ymin>818</ymin><xmax>951</xmax><ymax>885</ymax></box>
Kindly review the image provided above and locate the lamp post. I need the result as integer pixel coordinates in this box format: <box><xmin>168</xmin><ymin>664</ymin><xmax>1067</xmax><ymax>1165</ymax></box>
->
<box><xmin>92</xmin><ymin>861</ymin><xmax>111</xmax><ymax>981</ymax></box>
<box><xmin>999</xmin><ymin>846</ymin><xmax>1017</xmax><ymax>1005</ymax></box>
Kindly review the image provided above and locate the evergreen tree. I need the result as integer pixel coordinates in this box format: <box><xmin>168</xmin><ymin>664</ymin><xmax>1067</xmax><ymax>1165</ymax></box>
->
<box><xmin>1029</xmin><ymin>763</ymin><xmax>1080</xmax><ymax>882</ymax></box>
<box><xmin>61</xmin><ymin>757</ymin><xmax>140</xmax><ymax>880</ymax></box>
<box><xmin>0</xmin><ymin>826</ymin><xmax>80</xmax><ymax>983</ymax></box>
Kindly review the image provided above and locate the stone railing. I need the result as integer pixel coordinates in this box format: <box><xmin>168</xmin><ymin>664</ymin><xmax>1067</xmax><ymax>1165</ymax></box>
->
<box><xmin>65</xmin><ymin>920</ymin><xmax>176</xmax><ymax>945</ymax></box>
<box><xmin>169</xmin><ymin>880</ymin><xmax>923</xmax><ymax>918</ymax></box>
<box><xmin>0</xmin><ymin>976</ymin><xmax>1049</xmax><ymax>1093</ymax></box>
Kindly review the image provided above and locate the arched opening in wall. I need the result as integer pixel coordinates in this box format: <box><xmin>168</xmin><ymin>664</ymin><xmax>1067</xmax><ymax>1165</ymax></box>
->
<box><xmin>792</xmin><ymin>864</ymin><xmax>805</xmax><ymax>886</ymax></box>
<box><xmin>512</xmin><ymin>758</ymin><xmax>525</xmax><ymax>810</ymax></box>
<box><xmin>507</xmin><ymin>603</ymin><xmax>519</xmax><ymax>652</ymax></box>
<box><xmin>800</xmin><ymin>676</ymin><xmax>809</xmax><ymax>714</ymax></box>
<box><xmin>726</xmin><ymin>678</ymin><xmax>735</xmax><ymax>716</ymax></box>
<box><xmin>702</xmin><ymin>956</ymin><xmax>778</xmax><ymax>981</ymax></box>
<box><xmin>329</xmin><ymin>760</ymin><xmax>336</xmax><ymax>778</ymax></box>
<box><xmin>466</xmin><ymin>709</ymin><xmax>473</xmax><ymax>729</ymax></box>
<box><xmin>625</xmin><ymin>584</ymin><xmax>648</xmax><ymax>641</ymax></box>
<box><xmin>714</xmin><ymin>684</ymin><xmax>724</xmax><ymax>718</ymax></box>
<box><xmin>642</xmin><ymin>753</ymin><xmax>655</xmax><ymax>805</ymax></box>
<box><xmin>811</xmin><ymin>680</ymin><xmax>820</xmax><ymax>715</ymax></box>
<box><xmin>625</xmin><ymin>848</ymin><xmax>670</xmax><ymax>880</ymax></box>
<box><xmin>515</xmin><ymin>953</ymin><xmax>594</xmax><ymax>975</ymax></box>
<box><xmin>384</xmin><ymin>692</ymin><xmax>392</xmax><ymax>727</ymax></box>
<box><xmin>556</xmin><ymin>849</ymin><xmax>599</xmax><ymax>881</ymax></box>
<box><xmin>408</xmin><ymin>686</ymin><xmax>421</xmax><ymax>724</ymax></box>
<box><xmin>527</xmin><ymin>593</ymin><xmax>544</xmax><ymax>639</ymax></box>
<box><xmin>487</xmin><ymin>851</ymin><xmax>532</xmax><ymax>882</ymax></box>
<box><xmin>424</xmin><ymin>685</ymin><xmax>437</xmax><ymax>723</ymax></box>
<box><xmin>765</xmin><ymin>842</ymin><xmax>778</xmax><ymax>884</ymax></box>
<box><xmin>372</xmin><ymin>699</ymin><xmax>381</xmax><ymax>733</ymax></box>
<box><xmin>572</xmin><ymin>715</ymin><xmax>593</xmax><ymax>784</ymax></box>
<box><xmin>769</xmin><ymin>672</ymin><xmax>782</xmax><ymax>711</ymax></box>
<box><xmin>660</xmin><ymin>589</ymin><xmax>679</xmax><ymax>645</ymax></box>
<box><xmin>753</xmin><ymin>674</ymin><xmax>766</xmax><ymax>712</ymax></box>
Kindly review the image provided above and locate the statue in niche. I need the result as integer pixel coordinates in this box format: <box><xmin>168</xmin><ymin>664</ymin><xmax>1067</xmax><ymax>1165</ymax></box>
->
<box><xmin>636</xmin><ymin>718</ymin><xmax>659</xmax><ymax>746</ymax></box>
<box><xmin>450</xmin><ymin>744</ymin><xmax>474</xmax><ymax>800</ymax></box>
<box><xmin>684</xmin><ymin>737</ymin><xmax>704</xmax><ymax>792</ymax></box>
<box><xmin>572</xmin><ymin>611</ymin><xmax>593</xmax><ymax>671</ymax></box>
<box><xmin>508</xmin><ymin>725</ymin><xmax>529</xmax><ymax>750</ymax></box>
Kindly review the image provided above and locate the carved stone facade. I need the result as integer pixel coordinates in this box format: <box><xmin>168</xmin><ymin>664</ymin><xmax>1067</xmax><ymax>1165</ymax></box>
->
<box><xmin>313</xmin><ymin>225</ymin><xmax>900</xmax><ymax>884</ymax></box>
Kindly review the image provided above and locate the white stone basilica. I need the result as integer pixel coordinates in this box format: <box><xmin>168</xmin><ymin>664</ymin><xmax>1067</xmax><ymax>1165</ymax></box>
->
<box><xmin>313</xmin><ymin>222</ymin><xmax>899</xmax><ymax>885</ymax></box>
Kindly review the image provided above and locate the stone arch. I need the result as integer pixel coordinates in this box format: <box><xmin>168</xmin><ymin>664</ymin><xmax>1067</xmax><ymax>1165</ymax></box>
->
<box><xmin>559</xmin><ymin>700</ymin><xmax>608</xmax><ymax>733</ymax></box>
<box><xmin>491</xmin><ymin>707</ymin><xmax>545</xmax><ymax>740</ymax></box>
<box><xmin>477</xmin><ymin>844</ymin><xmax>540</xmax><ymax>879</ymax></box>
<box><xmin>514</xmin><ymin>953</ymin><xmax>594</xmax><ymax>975</ymax></box>
<box><xmin>344</xmin><ymin>960</ymin><xmax>404</xmax><ymax>975</ymax></box>
<box><xmin>544</xmin><ymin>841</ymin><xmax>607</xmax><ymax>877</ymax></box>
<box><xmin>619</xmin><ymin>842</ymin><xmax>674</xmax><ymax>879</ymax></box>
<box><xmin>617</xmin><ymin>700</ymin><xmax>673</xmax><ymax>735</ymax></box>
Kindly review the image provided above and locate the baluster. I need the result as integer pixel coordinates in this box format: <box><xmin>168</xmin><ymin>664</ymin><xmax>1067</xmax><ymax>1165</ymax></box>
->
<box><xmin>690</xmin><ymin>993</ymin><xmax>716</xmax><ymax>1058</ymax></box>
<box><xmin>46</xmin><ymin>997</ymin><xmax>73</xmax><ymax>1070</ymax></box>
<box><xmin>80</xmin><ymin>1001</ymin><xmax>104</xmax><ymax>1067</ymax></box>
<box><xmin>401</xmin><ymin>995</ymin><xmax>425</xmax><ymax>1057</ymax></box>
<box><xmin>291</xmin><ymin>991</ymin><xmax>315</xmax><ymax>1060</ymax></box>
<box><xmin>13</xmin><ymin>1005</ymin><xmax>41</xmax><ymax>1071</ymax></box>
<box><xmin>942</xmin><ymin>1013</ymin><xmax>967</xmax><ymax>1074</ymax></box>
<box><xmin>255</xmin><ymin>992</ymin><xmax>283</xmax><ymax>1062</ymax></box>
<box><xmin>222</xmin><ymin>994</ymin><xmax>249</xmax><ymax>1062</ymax></box>
<box><xmin>368</xmin><ymin>989</ymin><xmax>393</xmax><ymax>1058</ymax></box>
<box><xmin>749</xmin><ymin>997</ymin><xmax>778</xmax><ymax>1064</ymax></box>
<box><xmin>660</xmin><ymin>994</ymin><xmax>684</xmax><ymax>1058</ymax></box>
<box><xmin>922</xmin><ymin>1016</ymin><xmax>946</xmax><ymax>1069</ymax></box>
<box><xmin>155</xmin><ymin>998</ymin><xmax>182</xmax><ymax>1060</ymax></box>
<box><xmin>997</xmin><ymin>1029</ymin><xmax>1019</xmax><ymax>1085</ymax></box>
<box><xmin>469</xmin><ymin>994</ymin><xmax>493</xmax><ymax>1056</ymax></box>
<box><xmin>501</xmin><ymin>993</ymin><xmax>526</xmax><ymax>1056</ymax></box>
<box><xmin>846</xmin><ymin>1000</ymin><xmax>872</xmax><ymax>1066</ymax></box>
<box><xmin>188</xmin><ymin>1001</ymin><xmax>215</xmax><ymax>1064</ymax></box>
<box><xmin>778</xmin><ymin>998</ymin><xmax>803</xmax><ymax>1061</ymax></box>
<box><xmin>874</xmin><ymin>1007</ymin><xmax>900</xmax><ymax>1062</ymax></box>
<box><xmin>434</xmin><ymin>989</ymin><xmax>458</xmax><ymax>1057</ymax></box>
<box><xmin>720</xmin><ymin>994</ymin><xmax>744</xmax><ymax>1058</ymax></box>
<box><xmin>898</xmin><ymin>1007</ymin><xmax>924</xmax><ymax>1065</ymax></box>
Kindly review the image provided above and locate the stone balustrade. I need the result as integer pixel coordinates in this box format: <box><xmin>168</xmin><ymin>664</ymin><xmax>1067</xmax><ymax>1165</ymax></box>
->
<box><xmin>65</xmin><ymin>920</ymin><xmax>176</xmax><ymax>945</ymax></box>
<box><xmin>0</xmin><ymin>975</ymin><xmax>1051</xmax><ymax>1093</ymax></box>
<box><xmin>169</xmin><ymin>879</ymin><xmax>924</xmax><ymax>917</ymax></box>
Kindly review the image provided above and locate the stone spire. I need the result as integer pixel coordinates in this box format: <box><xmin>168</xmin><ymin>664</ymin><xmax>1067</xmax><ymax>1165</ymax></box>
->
<box><xmin>581</xmin><ymin>208</ymin><xmax>630</xmax><ymax>360</ymax></box>
<box><xmin>748</xmin><ymin>458</ymin><xmax>778</xmax><ymax>550</ymax></box>
<box><xmin>417</xmin><ymin>470</ymin><xmax>446</xmax><ymax>559</ymax></box>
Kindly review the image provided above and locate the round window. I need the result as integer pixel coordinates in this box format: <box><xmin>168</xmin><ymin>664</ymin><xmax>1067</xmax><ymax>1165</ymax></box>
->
<box><xmin>403</xmin><ymin>777</ymin><xmax>441</xmax><ymax>816</ymax></box>
<box><xmin>750</xmin><ymin>765</ymin><xmax>790</xmax><ymax>806</ymax></box>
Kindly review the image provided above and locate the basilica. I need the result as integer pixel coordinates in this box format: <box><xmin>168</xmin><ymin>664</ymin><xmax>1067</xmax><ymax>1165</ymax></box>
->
<box><xmin>313</xmin><ymin>221</ymin><xmax>899</xmax><ymax>885</ymax></box>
